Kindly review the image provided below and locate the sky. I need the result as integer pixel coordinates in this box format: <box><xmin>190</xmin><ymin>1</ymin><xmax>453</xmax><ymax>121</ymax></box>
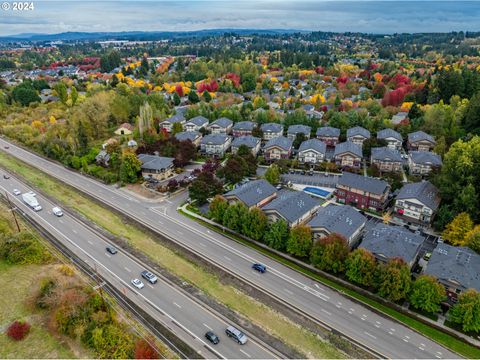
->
<box><xmin>1</xmin><ymin>1</ymin><xmax>480</xmax><ymax>36</ymax></box>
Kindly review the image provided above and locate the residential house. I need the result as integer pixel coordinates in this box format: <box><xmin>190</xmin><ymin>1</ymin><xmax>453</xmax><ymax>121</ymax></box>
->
<box><xmin>347</xmin><ymin>126</ymin><xmax>371</xmax><ymax>147</ymax></box>
<box><xmin>307</xmin><ymin>204</ymin><xmax>367</xmax><ymax>247</ymax></box>
<box><xmin>333</xmin><ymin>142</ymin><xmax>363</xmax><ymax>169</ymax></box>
<box><xmin>316</xmin><ymin>127</ymin><xmax>341</xmax><ymax>147</ymax></box>
<box><xmin>160</xmin><ymin>114</ymin><xmax>186</xmax><ymax>133</ymax></box>
<box><xmin>232</xmin><ymin>121</ymin><xmax>256</xmax><ymax>137</ymax></box>
<box><xmin>408</xmin><ymin>151</ymin><xmax>442</xmax><ymax>175</ymax></box>
<box><xmin>137</xmin><ymin>154</ymin><xmax>175</xmax><ymax>181</ymax></box>
<box><xmin>391</xmin><ymin>111</ymin><xmax>408</xmax><ymax>125</ymax></box>
<box><xmin>231</xmin><ymin>135</ymin><xmax>261</xmax><ymax>156</ymax></box>
<box><xmin>377</xmin><ymin>128</ymin><xmax>403</xmax><ymax>151</ymax></box>
<box><xmin>394</xmin><ymin>181</ymin><xmax>441</xmax><ymax>226</ymax></box>
<box><xmin>287</xmin><ymin>125</ymin><xmax>311</xmax><ymax>140</ymax></box>
<box><xmin>175</xmin><ymin>131</ymin><xmax>202</xmax><ymax>147</ymax></box>
<box><xmin>335</xmin><ymin>172</ymin><xmax>390</xmax><ymax>211</ymax></box>
<box><xmin>262</xmin><ymin>190</ymin><xmax>322</xmax><ymax>227</ymax></box>
<box><xmin>260</xmin><ymin>123</ymin><xmax>284</xmax><ymax>141</ymax></box>
<box><xmin>263</xmin><ymin>136</ymin><xmax>293</xmax><ymax>161</ymax></box>
<box><xmin>298</xmin><ymin>139</ymin><xmax>327</xmax><ymax>165</ymax></box>
<box><xmin>370</xmin><ymin>147</ymin><xmax>403</xmax><ymax>173</ymax></box>
<box><xmin>360</xmin><ymin>223</ymin><xmax>423</xmax><ymax>268</ymax></box>
<box><xmin>424</xmin><ymin>243</ymin><xmax>480</xmax><ymax>302</ymax></box>
<box><xmin>184</xmin><ymin>116</ymin><xmax>208</xmax><ymax>132</ymax></box>
<box><xmin>407</xmin><ymin>131</ymin><xmax>436</xmax><ymax>152</ymax></box>
<box><xmin>208</xmin><ymin>117</ymin><xmax>233</xmax><ymax>135</ymax></box>
<box><xmin>114</xmin><ymin>123</ymin><xmax>134</xmax><ymax>136</ymax></box>
<box><xmin>302</xmin><ymin>104</ymin><xmax>323</xmax><ymax>119</ymax></box>
<box><xmin>200</xmin><ymin>134</ymin><xmax>232</xmax><ymax>157</ymax></box>
<box><xmin>95</xmin><ymin>150</ymin><xmax>110</xmax><ymax>167</ymax></box>
<box><xmin>223</xmin><ymin>179</ymin><xmax>277</xmax><ymax>209</ymax></box>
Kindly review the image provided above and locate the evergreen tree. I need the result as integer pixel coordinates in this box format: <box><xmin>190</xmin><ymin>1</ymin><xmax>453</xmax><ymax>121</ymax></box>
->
<box><xmin>449</xmin><ymin>289</ymin><xmax>480</xmax><ymax>332</ymax></box>
<box><xmin>264</xmin><ymin>220</ymin><xmax>289</xmax><ymax>250</ymax></box>
<box><xmin>188</xmin><ymin>90</ymin><xmax>200</xmax><ymax>104</ymax></box>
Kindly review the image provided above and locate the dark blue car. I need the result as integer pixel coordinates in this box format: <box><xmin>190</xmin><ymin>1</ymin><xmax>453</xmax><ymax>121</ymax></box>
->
<box><xmin>252</xmin><ymin>263</ymin><xmax>266</xmax><ymax>273</ymax></box>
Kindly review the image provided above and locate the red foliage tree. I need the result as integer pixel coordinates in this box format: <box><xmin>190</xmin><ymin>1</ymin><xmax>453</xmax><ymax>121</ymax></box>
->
<box><xmin>6</xmin><ymin>320</ymin><xmax>31</xmax><ymax>341</ymax></box>
<box><xmin>336</xmin><ymin>76</ymin><xmax>348</xmax><ymax>84</ymax></box>
<box><xmin>175</xmin><ymin>84</ymin><xmax>184</xmax><ymax>97</ymax></box>
<box><xmin>197</xmin><ymin>79</ymin><xmax>219</xmax><ymax>93</ymax></box>
<box><xmin>134</xmin><ymin>338</ymin><xmax>159</xmax><ymax>359</ymax></box>
<box><xmin>382</xmin><ymin>85</ymin><xmax>412</xmax><ymax>107</ymax></box>
<box><xmin>225</xmin><ymin>73</ymin><xmax>240</xmax><ymax>87</ymax></box>
<box><xmin>315</xmin><ymin>66</ymin><xmax>325</xmax><ymax>74</ymax></box>
<box><xmin>390</xmin><ymin>73</ymin><xmax>411</xmax><ymax>89</ymax></box>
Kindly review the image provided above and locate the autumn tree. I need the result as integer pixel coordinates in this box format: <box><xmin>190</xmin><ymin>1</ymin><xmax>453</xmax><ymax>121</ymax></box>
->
<box><xmin>463</xmin><ymin>92</ymin><xmax>480</xmax><ymax>134</ymax></box>
<box><xmin>223</xmin><ymin>202</ymin><xmax>248</xmax><ymax>233</ymax></box>
<box><xmin>468</xmin><ymin>230</ymin><xmax>480</xmax><ymax>254</ymax></box>
<box><xmin>70</xmin><ymin>86</ymin><xmax>78</xmax><ymax>106</ymax></box>
<box><xmin>138</xmin><ymin>102</ymin><xmax>153</xmax><ymax>139</ymax></box>
<box><xmin>171</xmin><ymin>122</ymin><xmax>183</xmax><ymax>135</ymax></box>
<box><xmin>287</xmin><ymin>225</ymin><xmax>312</xmax><ymax>258</ymax></box>
<box><xmin>188</xmin><ymin>170</ymin><xmax>223</xmax><ymax>205</ymax></box>
<box><xmin>264</xmin><ymin>220</ymin><xmax>289</xmax><ymax>251</ymax></box>
<box><xmin>119</xmin><ymin>152</ymin><xmax>141</xmax><ymax>184</ymax></box>
<box><xmin>217</xmin><ymin>156</ymin><xmax>248</xmax><ymax>184</ymax></box>
<box><xmin>345</xmin><ymin>248</ymin><xmax>377</xmax><ymax>287</ymax></box>
<box><xmin>409</xmin><ymin>275</ymin><xmax>446</xmax><ymax>314</ymax></box>
<box><xmin>208</xmin><ymin>196</ymin><xmax>228</xmax><ymax>224</ymax></box>
<box><xmin>242</xmin><ymin>208</ymin><xmax>268</xmax><ymax>241</ymax></box>
<box><xmin>310</xmin><ymin>233</ymin><xmax>349</xmax><ymax>274</ymax></box>
<box><xmin>375</xmin><ymin>258</ymin><xmax>411</xmax><ymax>302</ymax></box>
<box><xmin>134</xmin><ymin>338</ymin><xmax>160</xmax><ymax>359</ymax></box>
<box><xmin>12</xmin><ymin>82</ymin><xmax>40</xmax><ymax>106</ymax></box>
<box><xmin>449</xmin><ymin>289</ymin><xmax>480</xmax><ymax>332</ymax></box>
<box><xmin>264</xmin><ymin>163</ymin><xmax>281</xmax><ymax>185</ymax></box>
<box><xmin>442</xmin><ymin>212</ymin><xmax>474</xmax><ymax>246</ymax></box>
<box><xmin>54</xmin><ymin>82</ymin><xmax>68</xmax><ymax>104</ymax></box>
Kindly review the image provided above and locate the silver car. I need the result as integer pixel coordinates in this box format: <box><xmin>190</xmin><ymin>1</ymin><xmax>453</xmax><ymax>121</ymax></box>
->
<box><xmin>131</xmin><ymin>278</ymin><xmax>145</xmax><ymax>289</ymax></box>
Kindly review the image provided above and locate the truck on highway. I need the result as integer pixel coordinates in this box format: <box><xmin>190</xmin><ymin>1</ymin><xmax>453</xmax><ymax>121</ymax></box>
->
<box><xmin>22</xmin><ymin>192</ymin><xmax>42</xmax><ymax>211</ymax></box>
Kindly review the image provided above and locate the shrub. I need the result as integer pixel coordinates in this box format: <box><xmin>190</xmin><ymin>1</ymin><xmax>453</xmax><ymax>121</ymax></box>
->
<box><xmin>36</xmin><ymin>278</ymin><xmax>57</xmax><ymax>309</ymax></box>
<box><xmin>6</xmin><ymin>320</ymin><xmax>31</xmax><ymax>341</ymax></box>
<box><xmin>135</xmin><ymin>338</ymin><xmax>160</xmax><ymax>359</ymax></box>
<box><xmin>0</xmin><ymin>232</ymin><xmax>52</xmax><ymax>264</ymax></box>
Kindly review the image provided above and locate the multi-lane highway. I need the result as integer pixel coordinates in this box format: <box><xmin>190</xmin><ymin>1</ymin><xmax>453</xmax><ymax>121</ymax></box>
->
<box><xmin>0</xmin><ymin>170</ymin><xmax>278</xmax><ymax>360</ymax></box>
<box><xmin>0</xmin><ymin>137</ymin><xmax>459</xmax><ymax>359</ymax></box>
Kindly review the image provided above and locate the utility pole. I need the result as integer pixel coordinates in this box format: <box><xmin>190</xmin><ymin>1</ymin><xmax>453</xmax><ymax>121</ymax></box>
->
<box><xmin>5</xmin><ymin>191</ymin><xmax>20</xmax><ymax>233</ymax></box>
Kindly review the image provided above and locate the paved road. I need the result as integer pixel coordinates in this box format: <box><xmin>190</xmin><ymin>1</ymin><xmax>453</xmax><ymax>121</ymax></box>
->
<box><xmin>0</xmin><ymin>138</ymin><xmax>459</xmax><ymax>359</ymax></box>
<box><xmin>0</xmin><ymin>171</ymin><xmax>277</xmax><ymax>360</ymax></box>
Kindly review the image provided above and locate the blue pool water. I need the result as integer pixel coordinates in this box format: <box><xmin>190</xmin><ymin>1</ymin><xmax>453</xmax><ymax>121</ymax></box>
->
<box><xmin>303</xmin><ymin>187</ymin><xmax>331</xmax><ymax>198</ymax></box>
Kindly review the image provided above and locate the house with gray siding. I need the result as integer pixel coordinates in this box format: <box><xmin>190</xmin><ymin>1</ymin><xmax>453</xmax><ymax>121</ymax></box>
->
<box><xmin>223</xmin><ymin>179</ymin><xmax>277</xmax><ymax>209</ymax></box>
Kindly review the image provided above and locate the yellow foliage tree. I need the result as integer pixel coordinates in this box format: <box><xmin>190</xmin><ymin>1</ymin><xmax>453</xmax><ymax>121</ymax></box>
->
<box><xmin>373</xmin><ymin>72</ymin><xmax>383</xmax><ymax>83</ymax></box>
<box><xmin>442</xmin><ymin>212</ymin><xmax>474</xmax><ymax>246</ymax></box>
<box><xmin>49</xmin><ymin>116</ymin><xmax>56</xmax><ymax>125</ymax></box>
<box><xmin>31</xmin><ymin>120</ymin><xmax>43</xmax><ymax>129</ymax></box>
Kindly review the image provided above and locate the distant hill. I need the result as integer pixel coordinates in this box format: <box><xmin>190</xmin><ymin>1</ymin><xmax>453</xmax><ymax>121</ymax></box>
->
<box><xmin>0</xmin><ymin>29</ymin><xmax>307</xmax><ymax>43</ymax></box>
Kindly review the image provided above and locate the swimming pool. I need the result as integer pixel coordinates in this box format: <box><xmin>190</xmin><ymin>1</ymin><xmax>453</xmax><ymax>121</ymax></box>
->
<box><xmin>303</xmin><ymin>187</ymin><xmax>331</xmax><ymax>198</ymax></box>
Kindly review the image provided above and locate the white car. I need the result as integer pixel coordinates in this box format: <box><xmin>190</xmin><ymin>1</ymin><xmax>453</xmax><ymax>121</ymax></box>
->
<box><xmin>25</xmin><ymin>191</ymin><xmax>36</xmax><ymax>197</ymax></box>
<box><xmin>52</xmin><ymin>207</ymin><xmax>63</xmax><ymax>217</ymax></box>
<box><xmin>13</xmin><ymin>189</ymin><xmax>21</xmax><ymax>196</ymax></box>
<box><xmin>131</xmin><ymin>278</ymin><xmax>145</xmax><ymax>289</ymax></box>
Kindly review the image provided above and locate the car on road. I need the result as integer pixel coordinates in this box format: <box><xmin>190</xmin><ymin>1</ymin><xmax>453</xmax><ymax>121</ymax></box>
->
<box><xmin>52</xmin><ymin>207</ymin><xmax>63</xmax><ymax>217</ymax></box>
<box><xmin>205</xmin><ymin>331</ymin><xmax>220</xmax><ymax>345</ymax></box>
<box><xmin>252</xmin><ymin>263</ymin><xmax>266</xmax><ymax>273</ymax></box>
<box><xmin>141</xmin><ymin>270</ymin><xmax>158</xmax><ymax>284</ymax></box>
<box><xmin>131</xmin><ymin>278</ymin><xmax>145</xmax><ymax>289</ymax></box>
<box><xmin>106</xmin><ymin>246</ymin><xmax>118</xmax><ymax>255</ymax></box>
<box><xmin>3</xmin><ymin>174</ymin><xmax>10</xmax><ymax>179</ymax></box>
<box><xmin>12</xmin><ymin>189</ymin><xmax>21</xmax><ymax>196</ymax></box>
<box><xmin>4</xmin><ymin>145</ymin><xmax>9</xmax><ymax>149</ymax></box>
<box><xmin>423</xmin><ymin>252</ymin><xmax>432</xmax><ymax>261</ymax></box>
<box><xmin>225</xmin><ymin>325</ymin><xmax>247</xmax><ymax>344</ymax></box>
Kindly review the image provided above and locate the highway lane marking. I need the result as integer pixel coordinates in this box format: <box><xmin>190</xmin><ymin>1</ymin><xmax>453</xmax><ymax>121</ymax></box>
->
<box><xmin>388</xmin><ymin>331</ymin><xmax>394</xmax><ymax>335</ymax></box>
<box><xmin>148</xmin><ymin>284</ymin><xmax>154</xmax><ymax>289</ymax></box>
<box><xmin>177</xmin><ymin>230</ymin><xmax>183</xmax><ymax>235</ymax></box>
<box><xmin>390</xmin><ymin>328</ymin><xmax>395</xmax><ymax>332</ymax></box>
<box><xmin>224</xmin><ymin>256</ymin><xmax>231</xmax><ymax>261</ymax></box>
<box><xmin>435</xmin><ymin>356</ymin><xmax>441</xmax><ymax>359</ymax></box>
<box><xmin>348</xmin><ymin>308</ymin><xmax>355</xmax><ymax>314</ymax></box>
<box><xmin>335</xmin><ymin>302</ymin><xmax>342</xmax><ymax>308</ymax></box>
<box><xmin>364</xmin><ymin>331</ymin><xmax>377</xmax><ymax>340</ymax></box>
<box><xmin>124</xmin><ymin>267</ymin><xmax>132</xmax><ymax>273</ymax></box>
<box><xmin>239</xmin><ymin>349</ymin><xmax>251</xmax><ymax>358</ymax></box>
<box><xmin>173</xmin><ymin>302</ymin><xmax>182</xmax><ymax>308</ymax></box>
<box><xmin>105</xmin><ymin>253</ymin><xmax>111</xmax><ymax>258</ymax></box>
<box><xmin>87</xmin><ymin>240</ymin><xmax>93</xmax><ymax>245</ymax></box>
<box><xmin>284</xmin><ymin>288</ymin><xmax>293</xmax><ymax>295</ymax></box>
<box><xmin>419</xmin><ymin>346</ymin><xmax>425</xmax><ymax>351</ymax></box>
<box><xmin>321</xmin><ymin>309</ymin><xmax>331</xmax><ymax>316</ymax></box>
<box><xmin>72</xmin><ymin>229</ymin><xmax>78</xmax><ymax>234</ymax></box>
<box><xmin>203</xmin><ymin>323</ymin><xmax>212</xmax><ymax>330</ymax></box>
<box><xmin>59</xmin><ymin>219</ymin><xmax>64</xmax><ymax>224</ymax></box>
<box><xmin>199</xmin><ymin>242</ymin><xmax>206</xmax><ymax>247</ymax></box>
<box><xmin>375</xmin><ymin>321</ymin><xmax>381</xmax><ymax>328</ymax></box>
<box><xmin>403</xmin><ymin>338</ymin><xmax>409</xmax><ymax>343</ymax></box>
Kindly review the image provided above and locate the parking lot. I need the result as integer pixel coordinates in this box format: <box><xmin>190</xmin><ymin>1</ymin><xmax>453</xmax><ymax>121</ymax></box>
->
<box><xmin>256</xmin><ymin>167</ymin><xmax>340</xmax><ymax>188</ymax></box>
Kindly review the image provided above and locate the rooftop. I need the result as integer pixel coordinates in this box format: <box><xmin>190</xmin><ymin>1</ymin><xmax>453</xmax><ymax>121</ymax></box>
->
<box><xmin>262</xmin><ymin>189</ymin><xmax>321</xmax><ymax>224</ymax></box>
<box><xmin>337</xmin><ymin>172</ymin><xmax>390</xmax><ymax>195</ymax></box>
<box><xmin>396</xmin><ymin>180</ymin><xmax>441</xmax><ymax>211</ymax></box>
<box><xmin>224</xmin><ymin>179</ymin><xmax>277</xmax><ymax>207</ymax></box>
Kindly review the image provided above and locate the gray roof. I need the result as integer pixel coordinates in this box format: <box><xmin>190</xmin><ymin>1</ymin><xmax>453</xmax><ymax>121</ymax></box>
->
<box><xmin>425</xmin><ymin>243</ymin><xmax>480</xmax><ymax>292</ymax></box>
<box><xmin>377</xmin><ymin>128</ymin><xmax>403</xmax><ymax>142</ymax></box>
<box><xmin>233</xmin><ymin>121</ymin><xmax>256</xmax><ymax>131</ymax></box>
<box><xmin>316</xmin><ymin>126</ymin><xmax>340</xmax><ymax>137</ymax></box>
<box><xmin>298</xmin><ymin>139</ymin><xmax>327</xmax><ymax>155</ymax></box>
<box><xmin>333</xmin><ymin>141</ymin><xmax>363</xmax><ymax>158</ymax></box>
<box><xmin>408</xmin><ymin>131</ymin><xmax>436</xmax><ymax>145</ymax></box>
<box><xmin>262</xmin><ymin>190</ymin><xmax>321</xmax><ymax>224</ymax></box>
<box><xmin>360</xmin><ymin>223</ymin><xmax>423</xmax><ymax>264</ymax></box>
<box><xmin>186</xmin><ymin>116</ymin><xmax>208</xmax><ymax>127</ymax></box>
<box><xmin>201</xmin><ymin>134</ymin><xmax>231</xmax><ymax>145</ymax></box>
<box><xmin>287</xmin><ymin>124</ymin><xmax>311</xmax><ymax>136</ymax></box>
<box><xmin>210</xmin><ymin>117</ymin><xmax>233</xmax><ymax>129</ymax></box>
<box><xmin>260</xmin><ymin>122</ymin><xmax>284</xmax><ymax>133</ymax></box>
<box><xmin>347</xmin><ymin>126</ymin><xmax>371</xmax><ymax>139</ymax></box>
<box><xmin>163</xmin><ymin>113</ymin><xmax>185</xmax><ymax>124</ymax></box>
<box><xmin>137</xmin><ymin>154</ymin><xmax>174</xmax><ymax>171</ymax></box>
<box><xmin>232</xmin><ymin>135</ymin><xmax>260</xmax><ymax>149</ymax></box>
<box><xmin>409</xmin><ymin>151</ymin><xmax>443</xmax><ymax>166</ymax></box>
<box><xmin>224</xmin><ymin>179</ymin><xmax>277</xmax><ymax>207</ymax></box>
<box><xmin>307</xmin><ymin>204</ymin><xmax>366</xmax><ymax>240</ymax></box>
<box><xmin>371</xmin><ymin>147</ymin><xmax>402</xmax><ymax>162</ymax></box>
<box><xmin>338</xmin><ymin>172</ymin><xmax>390</xmax><ymax>195</ymax></box>
<box><xmin>175</xmin><ymin>131</ymin><xmax>201</xmax><ymax>142</ymax></box>
<box><xmin>396</xmin><ymin>181</ymin><xmax>440</xmax><ymax>211</ymax></box>
<box><xmin>264</xmin><ymin>136</ymin><xmax>293</xmax><ymax>151</ymax></box>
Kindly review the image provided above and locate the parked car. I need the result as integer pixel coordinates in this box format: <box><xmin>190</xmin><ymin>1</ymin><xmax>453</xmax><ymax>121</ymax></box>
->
<box><xmin>131</xmin><ymin>278</ymin><xmax>145</xmax><ymax>289</ymax></box>
<box><xmin>205</xmin><ymin>331</ymin><xmax>220</xmax><ymax>345</ymax></box>
<box><xmin>12</xmin><ymin>189</ymin><xmax>21</xmax><ymax>196</ymax></box>
<box><xmin>225</xmin><ymin>326</ymin><xmax>247</xmax><ymax>344</ymax></box>
<box><xmin>52</xmin><ymin>207</ymin><xmax>63</xmax><ymax>217</ymax></box>
<box><xmin>252</xmin><ymin>263</ymin><xmax>267</xmax><ymax>273</ymax></box>
<box><xmin>141</xmin><ymin>270</ymin><xmax>158</xmax><ymax>284</ymax></box>
<box><xmin>3</xmin><ymin>174</ymin><xmax>10</xmax><ymax>179</ymax></box>
<box><xmin>106</xmin><ymin>246</ymin><xmax>118</xmax><ymax>255</ymax></box>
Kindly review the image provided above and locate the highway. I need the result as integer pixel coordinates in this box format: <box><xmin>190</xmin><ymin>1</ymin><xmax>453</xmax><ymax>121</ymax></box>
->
<box><xmin>0</xmin><ymin>170</ymin><xmax>278</xmax><ymax>360</ymax></box>
<box><xmin>0</xmin><ymin>138</ymin><xmax>459</xmax><ymax>359</ymax></box>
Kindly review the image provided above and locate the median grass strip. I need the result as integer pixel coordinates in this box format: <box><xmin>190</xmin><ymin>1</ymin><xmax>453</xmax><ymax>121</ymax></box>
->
<box><xmin>0</xmin><ymin>151</ymin><xmax>344</xmax><ymax>359</ymax></box>
<box><xmin>179</xmin><ymin>210</ymin><xmax>480</xmax><ymax>359</ymax></box>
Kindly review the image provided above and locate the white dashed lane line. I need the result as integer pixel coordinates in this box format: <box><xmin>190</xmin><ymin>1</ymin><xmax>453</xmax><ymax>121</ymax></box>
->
<box><xmin>364</xmin><ymin>331</ymin><xmax>377</xmax><ymax>339</ymax></box>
